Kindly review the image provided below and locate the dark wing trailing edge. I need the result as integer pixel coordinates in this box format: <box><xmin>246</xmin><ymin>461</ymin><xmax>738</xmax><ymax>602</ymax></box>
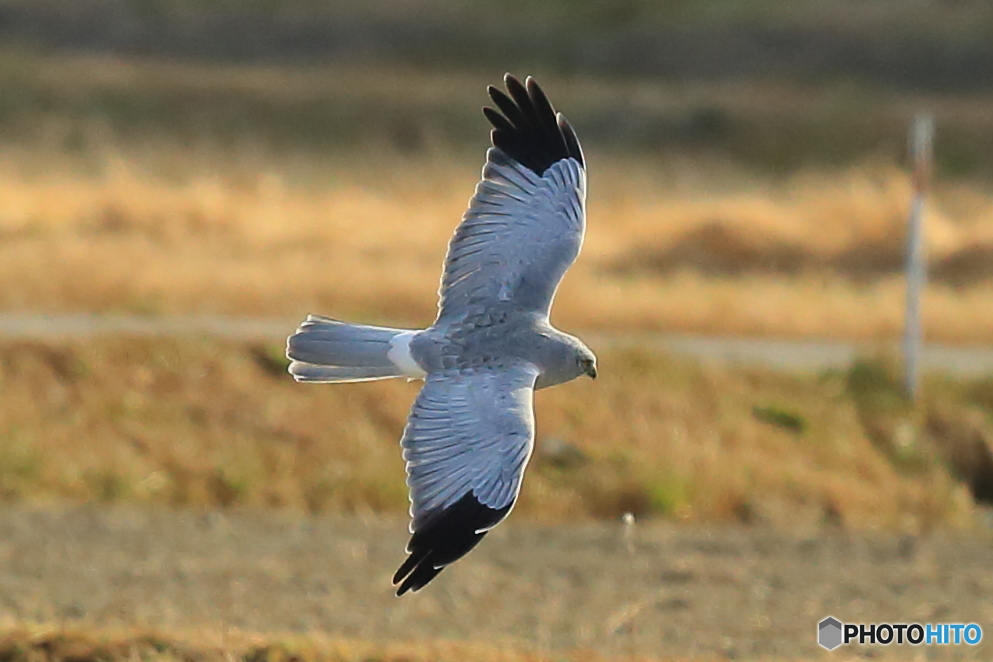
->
<box><xmin>483</xmin><ymin>74</ymin><xmax>584</xmax><ymax>176</ymax></box>
<box><xmin>393</xmin><ymin>494</ymin><xmax>510</xmax><ymax>596</ymax></box>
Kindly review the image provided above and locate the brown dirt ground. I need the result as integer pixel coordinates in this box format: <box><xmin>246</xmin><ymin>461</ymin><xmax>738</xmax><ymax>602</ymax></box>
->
<box><xmin>0</xmin><ymin>505</ymin><xmax>990</xmax><ymax>661</ymax></box>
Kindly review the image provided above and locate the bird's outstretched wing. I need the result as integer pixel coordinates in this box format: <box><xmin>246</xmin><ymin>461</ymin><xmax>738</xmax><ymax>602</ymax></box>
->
<box><xmin>436</xmin><ymin>74</ymin><xmax>586</xmax><ymax>322</ymax></box>
<box><xmin>393</xmin><ymin>362</ymin><xmax>539</xmax><ymax>595</ymax></box>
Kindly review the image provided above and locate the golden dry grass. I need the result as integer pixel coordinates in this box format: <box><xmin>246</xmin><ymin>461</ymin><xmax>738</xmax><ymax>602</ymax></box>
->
<box><xmin>0</xmin><ymin>626</ymin><xmax>689</xmax><ymax>662</ymax></box>
<box><xmin>2</xmin><ymin>48</ymin><xmax>991</xmax><ymax>662</ymax></box>
<box><xmin>0</xmin><ymin>337</ymin><xmax>981</xmax><ymax>532</ymax></box>
<box><xmin>10</xmin><ymin>622</ymin><xmax>936</xmax><ymax>662</ymax></box>
<box><xmin>1</xmin><ymin>50</ymin><xmax>993</xmax><ymax>341</ymax></box>
<box><xmin>1</xmin><ymin>143</ymin><xmax>992</xmax><ymax>342</ymax></box>
<box><xmin>0</xmin><ymin>139</ymin><xmax>991</xmax><ymax>532</ymax></box>
<box><xmin>0</xmin><ymin>52</ymin><xmax>991</xmax><ymax>533</ymax></box>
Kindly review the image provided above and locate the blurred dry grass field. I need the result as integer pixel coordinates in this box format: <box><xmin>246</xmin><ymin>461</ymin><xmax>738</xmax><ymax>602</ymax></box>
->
<box><xmin>3</xmin><ymin>22</ymin><xmax>993</xmax><ymax>662</ymax></box>
<box><xmin>0</xmin><ymin>51</ymin><xmax>992</xmax><ymax>529</ymax></box>
<box><xmin>0</xmin><ymin>627</ymin><xmax>671</xmax><ymax>662</ymax></box>
<box><xmin>0</xmin><ymin>51</ymin><xmax>992</xmax><ymax>342</ymax></box>
<box><xmin>0</xmin><ymin>337</ymin><xmax>987</xmax><ymax>531</ymax></box>
<box><xmin>0</xmin><ymin>628</ymin><xmax>972</xmax><ymax>662</ymax></box>
<box><xmin>0</xmin><ymin>627</ymin><xmax>613</xmax><ymax>662</ymax></box>
<box><xmin>2</xmin><ymin>144</ymin><xmax>993</xmax><ymax>343</ymax></box>
<box><xmin>1</xmin><ymin>36</ymin><xmax>992</xmax><ymax>662</ymax></box>
<box><xmin>0</xmin><ymin>613</ymin><xmax>960</xmax><ymax>662</ymax></box>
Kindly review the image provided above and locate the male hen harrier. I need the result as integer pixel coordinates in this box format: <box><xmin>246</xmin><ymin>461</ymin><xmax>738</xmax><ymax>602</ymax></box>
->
<box><xmin>286</xmin><ymin>75</ymin><xmax>596</xmax><ymax>595</ymax></box>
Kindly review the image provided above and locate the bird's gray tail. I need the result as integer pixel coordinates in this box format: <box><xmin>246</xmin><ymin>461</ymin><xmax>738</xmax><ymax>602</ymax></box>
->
<box><xmin>286</xmin><ymin>314</ymin><xmax>415</xmax><ymax>383</ymax></box>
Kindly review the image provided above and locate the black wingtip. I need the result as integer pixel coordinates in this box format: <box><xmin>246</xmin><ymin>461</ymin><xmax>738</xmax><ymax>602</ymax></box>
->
<box><xmin>392</xmin><ymin>492</ymin><xmax>511</xmax><ymax>596</ymax></box>
<box><xmin>483</xmin><ymin>75</ymin><xmax>584</xmax><ymax>176</ymax></box>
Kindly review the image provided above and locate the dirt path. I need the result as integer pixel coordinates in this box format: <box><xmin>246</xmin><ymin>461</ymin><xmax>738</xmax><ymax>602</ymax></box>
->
<box><xmin>0</xmin><ymin>505</ymin><xmax>989</xmax><ymax>660</ymax></box>
<box><xmin>3</xmin><ymin>313</ymin><xmax>993</xmax><ymax>375</ymax></box>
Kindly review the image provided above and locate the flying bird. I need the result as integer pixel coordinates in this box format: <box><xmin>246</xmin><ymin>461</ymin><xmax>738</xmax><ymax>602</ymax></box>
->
<box><xmin>286</xmin><ymin>74</ymin><xmax>596</xmax><ymax>595</ymax></box>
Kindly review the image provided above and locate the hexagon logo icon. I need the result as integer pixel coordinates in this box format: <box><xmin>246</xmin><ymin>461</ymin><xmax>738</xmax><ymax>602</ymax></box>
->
<box><xmin>818</xmin><ymin>616</ymin><xmax>844</xmax><ymax>650</ymax></box>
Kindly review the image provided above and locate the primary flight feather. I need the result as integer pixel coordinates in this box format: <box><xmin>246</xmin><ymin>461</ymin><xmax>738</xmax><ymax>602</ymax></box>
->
<box><xmin>286</xmin><ymin>74</ymin><xmax>596</xmax><ymax>595</ymax></box>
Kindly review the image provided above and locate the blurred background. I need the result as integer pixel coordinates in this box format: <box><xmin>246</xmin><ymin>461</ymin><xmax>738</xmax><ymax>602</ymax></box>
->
<box><xmin>1</xmin><ymin>1</ymin><xmax>993</xmax><ymax>661</ymax></box>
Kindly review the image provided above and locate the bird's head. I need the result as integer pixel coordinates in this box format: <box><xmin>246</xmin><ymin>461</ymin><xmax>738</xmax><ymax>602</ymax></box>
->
<box><xmin>575</xmin><ymin>343</ymin><xmax>597</xmax><ymax>380</ymax></box>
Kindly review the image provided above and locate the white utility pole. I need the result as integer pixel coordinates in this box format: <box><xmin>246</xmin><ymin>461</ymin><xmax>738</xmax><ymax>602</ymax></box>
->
<box><xmin>904</xmin><ymin>114</ymin><xmax>933</xmax><ymax>401</ymax></box>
